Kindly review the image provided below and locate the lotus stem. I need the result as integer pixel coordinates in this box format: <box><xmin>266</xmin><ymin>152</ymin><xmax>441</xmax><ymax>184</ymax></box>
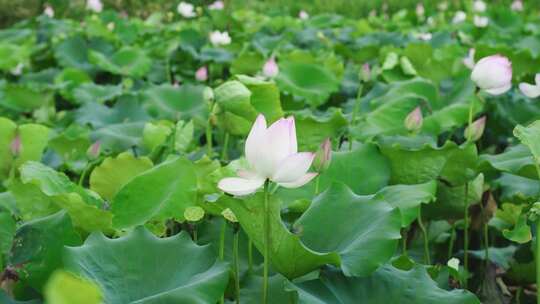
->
<box><xmin>417</xmin><ymin>206</ymin><xmax>430</xmax><ymax>264</ymax></box>
<box><xmin>464</xmin><ymin>182</ymin><xmax>469</xmax><ymax>289</ymax></box>
<box><xmin>233</xmin><ymin>229</ymin><xmax>240</xmax><ymax>304</ymax></box>
<box><xmin>263</xmin><ymin>181</ymin><xmax>270</xmax><ymax>304</ymax></box>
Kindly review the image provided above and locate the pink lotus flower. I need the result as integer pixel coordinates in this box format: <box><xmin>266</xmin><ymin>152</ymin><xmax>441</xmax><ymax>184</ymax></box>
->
<box><xmin>519</xmin><ymin>74</ymin><xmax>540</xmax><ymax>98</ymax></box>
<box><xmin>208</xmin><ymin>1</ymin><xmax>224</xmax><ymax>10</ymax></box>
<box><xmin>177</xmin><ymin>1</ymin><xmax>196</xmax><ymax>18</ymax></box>
<box><xmin>298</xmin><ymin>10</ymin><xmax>309</xmax><ymax>20</ymax></box>
<box><xmin>511</xmin><ymin>0</ymin><xmax>523</xmax><ymax>11</ymax></box>
<box><xmin>44</xmin><ymin>5</ymin><xmax>54</xmax><ymax>17</ymax></box>
<box><xmin>262</xmin><ymin>57</ymin><xmax>279</xmax><ymax>78</ymax></box>
<box><xmin>218</xmin><ymin>115</ymin><xmax>317</xmax><ymax>196</ymax></box>
<box><xmin>471</xmin><ymin>55</ymin><xmax>512</xmax><ymax>95</ymax></box>
<box><xmin>86</xmin><ymin>0</ymin><xmax>103</xmax><ymax>13</ymax></box>
<box><xmin>195</xmin><ymin>66</ymin><xmax>208</xmax><ymax>82</ymax></box>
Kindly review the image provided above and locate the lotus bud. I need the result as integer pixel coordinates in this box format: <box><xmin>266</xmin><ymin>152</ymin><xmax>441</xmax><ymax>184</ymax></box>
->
<box><xmin>473</xmin><ymin>15</ymin><xmax>488</xmax><ymax>28</ymax></box>
<box><xmin>519</xmin><ymin>74</ymin><xmax>540</xmax><ymax>98</ymax></box>
<box><xmin>471</xmin><ymin>55</ymin><xmax>512</xmax><ymax>95</ymax></box>
<box><xmin>404</xmin><ymin>107</ymin><xmax>423</xmax><ymax>132</ymax></box>
<box><xmin>177</xmin><ymin>2</ymin><xmax>196</xmax><ymax>18</ymax></box>
<box><xmin>360</xmin><ymin>63</ymin><xmax>371</xmax><ymax>82</ymax></box>
<box><xmin>86</xmin><ymin>0</ymin><xmax>103</xmax><ymax>13</ymax></box>
<box><xmin>44</xmin><ymin>5</ymin><xmax>54</xmax><ymax>18</ymax></box>
<box><xmin>87</xmin><ymin>141</ymin><xmax>101</xmax><ymax>159</ymax></box>
<box><xmin>10</xmin><ymin>134</ymin><xmax>21</xmax><ymax>157</ymax></box>
<box><xmin>221</xmin><ymin>208</ymin><xmax>238</xmax><ymax>223</ymax></box>
<box><xmin>473</xmin><ymin>0</ymin><xmax>487</xmax><ymax>13</ymax></box>
<box><xmin>262</xmin><ymin>57</ymin><xmax>279</xmax><ymax>78</ymax></box>
<box><xmin>452</xmin><ymin>11</ymin><xmax>466</xmax><ymax>24</ymax></box>
<box><xmin>416</xmin><ymin>3</ymin><xmax>425</xmax><ymax>18</ymax></box>
<box><xmin>298</xmin><ymin>10</ymin><xmax>309</xmax><ymax>20</ymax></box>
<box><xmin>511</xmin><ymin>0</ymin><xmax>523</xmax><ymax>12</ymax></box>
<box><xmin>208</xmin><ymin>1</ymin><xmax>224</xmax><ymax>10</ymax></box>
<box><xmin>195</xmin><ymin>66</ymin><xmax>208</xmax><ymax>82</ymax></box>
<box><xmin>313</xmin><ymin>138</ymin><xmax>332</xmax><ymax>172</ymax></box>
<box><xmin>464</xmin><ymin>116</ymin><xmax>486</xmax><ymax>142</ymax></box>
<box><xmin>203</xmin><ymin>87</ymin><xmax>214</xmax><ymax>102</ymax></box>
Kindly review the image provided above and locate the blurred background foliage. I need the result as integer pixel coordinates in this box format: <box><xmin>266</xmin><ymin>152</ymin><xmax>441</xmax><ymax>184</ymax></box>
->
<box><xmin>0</xmin><ymin>0</ymin><xmax>534</xmax><ymax>28</ymax></box>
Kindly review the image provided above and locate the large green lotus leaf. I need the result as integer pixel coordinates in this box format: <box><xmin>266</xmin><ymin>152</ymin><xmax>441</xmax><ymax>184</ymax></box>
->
<box><xmin>72</xmin><ymin>83</ymin><xmax>123</xmax><ymax>104</ymax></box>
<box><xmin>112</xmin><ymin>157</ymin><xmax>198</xmax><ymax>228</ymax></box>
<box><xmin>494</xmin><ymin>173</ymin><xmax>540</xmax><ymax>204</ymax></box>
<box><xmin>89</xmin><ymin>47</ymin><xmax>151</xmax><ymax>77</ymax></box>
<box><xmin>0</xmin><ymin>83</ymin><xmax>53</xmax><ymax>113</ymax></box>
<box><xmin>7</xmin><ymin>211</ymin><xmax>81</xmax><ymax>291</ymax></box>
<box><xmin>236</xmin><ymin>75</ymin><xmax>284</xmax><ymax>123</ymax></box>
<box><xmin>47</xmin><ymin>124</ymin><xmax>91</xmax><ymax>172</ymax></box>
<box><xmin>0</xmin><ymin>43</ymin><xmax>31</xmax><ymax>71</ymax></box>
<box><xmin>89</xmin><ymin>152</ymin><xmax>153</xmax><ymax>201</ymax></box>
<box><xmin>53</xmin><ymin>35</ymin><xmax>93</xmax><ymax>71</ymax></box>
<box><xmin>294</xmin><ymin>109</ymin><xmax>348</xmax><ymax>151</ymax></box>
<box><xmin>288</xmin><ymin>265</ymin><xmax>480</xmax><ymax>304</ymax></box>
<box><xmin>214</xmin><ymin>80</ymin><xmax>258</xmax><ymax>135</ymax></box>
<box><xmin>76</xmin><ymin>97</ymin><xmax>150</xmax><ymax>129</ymax></box>
<box><xmin>230</xmin><ymin>51</ymin><xmax>265</xmax><ymax>75</ymax></box>
<box><xmin>239</xmin><ymin>274</ymin><xmax>294</xmax><ymax>304</ymax></box>
<box><xmin>0</xmin><ymin>291</ymin><xmax>39</xmax><ymax>304</ymax></box>
<box><xmin>142</xmin><ymin>83</ymin><xmax>207</xmax><ymax>122</ymax></box>
<box><xmin>514</xmin><ymin>121</ymin><xmax>540</xmax><ymax>163</ymax></box>
<box><xmin>375</xmin><ymin>180</ymin><xmax>437</xmax><ymax>227</ymax></box>
<box><xmin>275</xmin><ymin>62</ymin><xmax>340</xmax><ymax>107</ymax></box>
<box><xmin>294</xmin><ymin>183</ymin><xmax>401</xmax><ymax>277</ymax></box>
<box><xmin>63</xmin><ymin>227</ymin><xmax>229</xmax><ymax>303</ymax></box>
<box><xmin>479</xmin><ymin>145</ymin><xmax>537</xmax><ymax>179</ymax></box>
<box><xmin>19</xmin><ymin>162</ymin><xmax>112</xmax><ymax>232</ymax></box>
<box><xmin>223</xmin><ymin>193</ymin><xmax>339</xmax><ymax>279</ymax></box>
<box><xmin>379</xmin><ymin>141</ymin><xmax>477</xmax><ymax>185</ymax></box>
<box><xmin>54</xmin><ymin>68</ymin><xmax>92</xmax><ymax>102</ymax></box>
<box><xmin>91</xmin><ymin>121</ymin><xmax>145</xmax><ymax>152</ymax></box>
<box><xmin>44</xmin><ymin>270</ymin><xmax>102</xmax><ymax>304</ymax></box>
<box><xmin>8</xmin><ymin>180</ymin><xmax>60</xmax><ymax>221</ymax></box>
<box><xmin>13</xmin><ymin>124</ymin><xmax>51</xmax><ymax>169</ymax></box>
<box><xmin>0</xmin><ymin>117</ymin><xmax>17</xmax><ymax>179</ymax></box>
<box><xmin>423</xmin><ymin>96</ymin><xmax>483</xmax><ymax>136</ymax></box>
<box><xmin>424</xmin><ymin>174</ymin><xmax>484</xmax><ymax>220</ymax></box>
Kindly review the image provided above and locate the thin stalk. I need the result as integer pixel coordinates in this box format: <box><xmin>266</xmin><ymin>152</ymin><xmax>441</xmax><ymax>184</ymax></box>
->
<box><xmin>448</xmin><ymin>225</ymin><xmax>456</xmax><ymax>260</ymax></box>
<box><xmin>233</xmin><ymin>230</ymin><xmax>240</xmax><ymax>304</ymax></box>
<box><xmin>206</xmin><ymin>102</ymin><xmax>215</xmax><ymax>157</ymax></box>
<box><xmin>417</xmin><ymin>206</ymin><xmax>431</xmax><ymax>264</ymax></box>
<box><xmin>535</xmin><ymin>162</ymin><xmax>540</xmax><ymax>304</ymax></box>
<box><xmin>219</xmin><ymin>220</ymin><xmax>226</xmax><ymax>304</ymax></box>
<box><xmin>193</xmin><ymin>226</ymin><xmax>198</xmax><ymax>243</ymax></box>
<box><xmin>262</xmin><ymin>181</ymin><xmax>270</xmax><ymax>304</ymax></box>
<box><xmin>464</xmin><ymin>182</ymin><xmax>470</xmax><ymax>289</ymax></box>
<box><xmin>349</xmin><ymin>86</ymin><xmax>363</xmax><ymax>151</ymax></box>
<box><xmin>479</xmin><ymin>201</ymin><xmax>489</xmax><ymax>265</ymax></box>
<box><xmin>221</xmin><ymin>132</ymin><xmax>230</xmax><ymax>161</ymax></box>
<box><xmin>401</xmin><ymin>228</ymin><xmax>408</xmax><ymax>257</ymax></box>
<box><xmin>516</xmin><ymin>286</ymin><xmax>522</xmax><ymax>304</ymax></box>
<box><xmin>247</xmin><ymin>239</ymin><xmax>253</xmax><ymax>273</ymax></box>
<box><xmin>314</xmin><ymin>176</ymin><xmax>320</xmax><ymax>195</ymax></box>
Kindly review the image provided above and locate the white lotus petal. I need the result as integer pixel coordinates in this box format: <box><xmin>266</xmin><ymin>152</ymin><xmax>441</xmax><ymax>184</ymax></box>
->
<box><xmin>485</xmin><ymin>83</ymin><xmax>512</xmax><ymax>95</ymax></box>
<box><xmin>245</xmin><ymin>114</ymin><xmax>267</xmax><ymax>169</ymax></box>
<box><xmin>519</xmin><ymin>83</ymin><xmax>540</xmax><ymax>98</ymax></box>
<box><xmin>218</xmin><ymin>177</ymin><xmax>265</xmax><ymax>196</ymax></box>
<box><xmin>471</xmin><ymin>55</ymin><xmax>512</xmax><ymax>93</ymax></box>
<box><xmin>277</xmin><ymin>172</ymin><xmax>318</xmax><ymax>189</ymax></box>
<box><xmin>286</xmin><ymin>116</ymin><xmax>297</xmax><ymax>155</ymax></box>
<box><xmin>257</xmin><ymin>118</ymin><xmax>293</xmax><ymax>176</ymax></box>
<box><xmin>272</xmin><ymin>152</ymin><xmax>315</xmax><ymax>183</ymax></box>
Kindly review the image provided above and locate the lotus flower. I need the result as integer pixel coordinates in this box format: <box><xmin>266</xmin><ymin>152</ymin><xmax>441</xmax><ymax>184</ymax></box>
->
<box><xmin>262</xmin><ymin>57</ymin><xmax>279</xmax><ymax>78</ymax></box>
<box><xmin>208</xmin><ymin>1</ymin><xmax>224</xmax><ymax>10</ymax></box>
<box><xmin>177</xmin><ymin>2</ymin><xmax>196</xmax><ymax>18</ymax></box>
<box><xmin>298</xmin><ymin>10</ymin><xmax>309</xmax><ymax>20</ymax></box>
<box><xmin>195</xmin><ymin>66</ymin><xmax>208</xmax><ymax>81</ymax></box>
<box><xmin>473</xmin><ymin>0</ymin><xmax>487</xmax><ymax>13</ymax></box>
<box><xmin>415</xmin><ymin>3</ymin><xmax>425</xmax><ymax>18</ymax></box>
<box><xmin>511</xmin><ymin>0</ymin><xmax>523</xmax><ymax>11</ymax></box>
<box><xmin>471</xmin><ymin>55</ymin><xmax>512</xmax><ymax>95</ymax></box>
<box><xmin>473</xmin><ymin>15</ymin><xmax>488</xmax><ymax>28</ymax></box>
<box><xmin>44</xmin><ymin>5</ymin><xmax>54</xmax><ymax>17</ymax></box>
<box><xmin>519</xmin><ymin>74</ymin><xmax>540</xmax><ymax>98</ymax></box>
<box><xmin>86</xmin><ymin>0</ymin><xmax>103</xmax><ymax>13</ymax></box>
<box><xmin>209</xmin><ymin>30</ymin><xmax>231</xmax><ymax>46</ymax></box>
<box><xmin>452</xmin><ymin>11</ymin><xmax>466</xmax><ymax>24</ymax></box>
<box><xmin>218</xmin><ymin>115</ymin><xmax>317</xmax><ymax>196</ymax></box>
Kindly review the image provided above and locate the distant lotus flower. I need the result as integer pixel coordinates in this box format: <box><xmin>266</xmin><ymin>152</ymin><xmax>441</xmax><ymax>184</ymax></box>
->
<box><xmin>195</xmin><ymin>66</ymin><xmax>208</xmax><ymax>82</ymax></box>
<box><xmin>218</xmin><ymin>115</ymin><xmax>318</xmax><ymax>196</ymax></box>
<box><xmin>87</xmin><ymin>141</ymin><xmax>101</xmax><ymax>159</ymax></box>
<box><xmin>511</xmin><ymin>0</ymin><xmax>523</xmax><ymax>11</ymax></box>
<box><xmin>416</xmin><ymin>32</ymin><xmax>432</xmax><ymax>41</ymax></box>
<box><xmin>10</xmin><ymin>63</ymin><xmax>23</xmax><ymax>76</ymax></box>
<box><xmin>177</xmin><ymin>2</ymin><xmax>196</xmax><ymax>18</ymax></box>
<box><xmin>299</xmin><ymin>10</ymin><xmax>309</xmax><ymax>20</ymax></box>
<box><xmin>519</xmin><ymin>74</ymin><xmax>540</xmax><ymax>98</ymax></box>
<box><xmin>262</xmin><ymin>57</ymin><xmax>279</xmax><ymax>78</ymax></box>
<box><xmin>437</xmin><ymin>1</ymin><xmax>448</xmax><ymax>11</ymax></box>
<box><xmin>452</xmin><ymin>11</ymin><xmax>467</xmax><ymax>24</ymax></box>
<box><xmin>473</xmin><ymin>0</ymin><xmax>487</xmax><ymax>13</ymax></box>
<box><xmin>473</xmin><ymin>15</ymin><xmax>488</xmax><ymax>28</ymax></box>
<box><xmin>464</xmin><ymin>116</ymin><xmax>486</xmax><ymax>142</ymax></box>
<box><xmin>416</xmin><ymin>3</ymin><xmax>425</xmax><ymax>17</ymax></box>
<box><xmin>463</xmin><ymin>48</ymin><xmax>476</xmax><ymax>69</ymax></box>
<box><xmin>208</xmin><ymin>1</ymin><xmax>224</xmax><ymax>10</ymax></box>
<box><xmin>404</xmin><ymin>107</ymin><xmax>423</xmax><ymax>132</ymax></box>
<box><xmin>471</xmin><ymin>55</ymin><xmax>512</xmax><ymax>95</ymax></box>
<box><xmin>313</xmin><ymin>138</ymin><xmax>332</xmax><ymax>172</ymax></box>
<box><xmin>209</xmin><ymin>30</ymin><xmax>231</xmax><ymax>46</ymax></box>
<box><xmin>86</xmin><ymin>0</ymin><xmax>103</xmax><ymax>13</ymax></box>
<box><xmin>44</xmin><ymin>5</ymin><xmax>54</xmax><ymax>17</ymax></box>
<box><xmin>10</xmin><ymin>134</ymin><xmax>21</xmax><ymax>157</ymax></box>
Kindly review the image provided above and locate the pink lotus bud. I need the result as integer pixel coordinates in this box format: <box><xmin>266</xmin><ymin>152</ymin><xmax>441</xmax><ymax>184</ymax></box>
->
<box><xmin>177</xmin><ymin>2</ymin><xmax>196</xmax><ymax>18</ymax></box>
<box><xmin>511</xmin><ymin>0</ymin><xmax>523</xmax><ymax>11</ymax></box>
<box><xmin>471</xmin><ymin>55</ymin><xmax>512</xmax><ymax>95</ymax></box>
<box><xmin>313</xmin><ymin>138</ymin><xmax>332</xmax><ymax>172</ymax></box>
<box><xmin>298</xmin><ymin>10</ymin><xmax>309</xmax><ymax>20</ymax></box>
<box><xmin>452</xmin><ymin>11</ymin><xmax>466</xmax><ymax>24</ymax></box>
<box><xmin>473</xmin><ymin>0</ymin><xmax>487</xmax><ymax>13</ymax></box>
<box><xmin>86</xmin><ymin>0</ymin><xmax>103</xmax><ymax>13</ymax></box>
<box><xmin>416</xmin><ymin>4</ymin><xmax>425</xmax><ymax>17</ymax></box>
<box><xmin>87</xmin><ymin>141</ymin><xmax>101</xmax><ymax>159</ymax></box>
<box><xmin>44</xmin><ymin>5</ymin><xmax>54</xmax><ymax>18</ymax></box>
<box><xmin>404</xmin><ymin>107</ymin><xmax>423</xmax><ymax>132</ymax></box>
<box><xmin>473</xmin><ymin>15</ymin><xmax>489</xmax><ymax>28</ymax></box>
<box><xmin>10</xmin><ymin>134</ymin><xmax>21</xmax><ymax>157</ymax></box>
<box><xmin>195</xmin><ymin>66</ymin><xmax>208</xmax><ymax>82</ymax></box>
<box><xmin>519</xmin><ymin>74</ymin><xmax>540</xmax><ymax>98</ymax></box>
<box><xmin>208</xmin><ymin>1</ymin><xmax>224</xmax><ymax>10</ymax></box>
<box><xmin>360</xmin><ymin>63</ymin><xmax>371</xmax><ymax>82</ymax></box>
<box><xmin>262</xmin><ymin>57</ymin><xmax>279</xmax><ymax>78</ymax></box>
<box><xmin>465</xmin><ymin>116</ymin><xmax>486</xmax><ymax>142</ymax></box>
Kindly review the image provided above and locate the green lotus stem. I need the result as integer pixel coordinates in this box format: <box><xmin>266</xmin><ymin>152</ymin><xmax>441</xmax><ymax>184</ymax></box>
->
<box><xmin>463</xmin><ymin>182</ymin><xmax>469</xmax><ymax>289</ymax></box>
<box><xmin>479</xmin><ymin>201</ymin><xmax>489</xmax><ymax>265</ymax></box>
<box><xmin>262</xmin><ymin>181</ymin><xmax>270</xmax><ymax>304</ymax></box>
<box><xmin>314</xmin><ymin>176</ymin><xmax>320</xmax><ymax>195</ymax></box>
<box><xmin>417</xmin><ymin>206</ymin><xmax>430</xmax><ymax>264</ymax></box>
<box><xmin>401</xmin><ymin>228</ymin><xmax>408</xmax><ymax>257</ymax></box>
<box><xmin>516</xmin><ymin>286</ymin><xmax>522</xmax><ymax>304</ymax></box>
<box><xmin>247</xmin><ymin>239</ymin><xmax>253</xmax><ymax>273</ymax></box>
<box><xmin>348</xmin><ymin>85</ymin><xmax>363</xmax><ymax>151</ymax></box>
<box><xmin>448</xmin><ymin>225</ymin><xmax>456</xmax><ymax>260</ymax></box>
<box><xmin>206</xmin><ymin>120</ymin><xmax>213</xmax><ymax>157</ymax></box>
<box><xmin>219</xmin><ymin>220</ymin><xmax>226</xmax><ymax>304</ymax></box>
<box><xmin>221</xmin><ymin>132</ymin><xmax>230</xmax><ymax>161</ymax></box>
<box><xmin>535</xmin><ymin>162</ymin><xmax>540</xmax><ymax>304</ymax></box>
<box><xmin>233</xmin><ymin>230</ymin><xmax>240</xmax><ymax>304</ymax></box>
